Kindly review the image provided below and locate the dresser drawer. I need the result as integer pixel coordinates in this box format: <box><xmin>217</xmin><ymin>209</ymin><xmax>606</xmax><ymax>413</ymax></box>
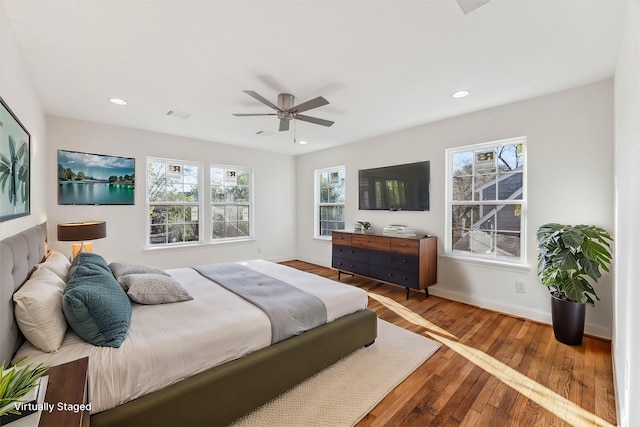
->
<box><xmin>332</xmin><ymin>257</ymin><xmax>370</xmax><ymax>277</ymax></box>
<box><xmin>352</xmin><ymin>234</ymin><xmax>390</xmax><ymax>251</ymax></box>
<box><xmin>332</xmin><ymin>245</ymin><xmax>369</xmax><ymax>263</ymax></box>
<box><xmin>332</xmin><ymin>231</ymin><xmax>352</xmax><ymax>246</ymax></box>
<box><xmin>370</xmin><ymin>265</ymin><xmax>420</xmax><ymax>289</ymax></box>
<box><xmin>390</xmin><ymin>237</ymin><xmax>420</xmax><ymax>256</ymax></box>
<box><xmin>370</xmin><ymin>250</ymin><xmax>419</xmax><ymax>273</ymax></box>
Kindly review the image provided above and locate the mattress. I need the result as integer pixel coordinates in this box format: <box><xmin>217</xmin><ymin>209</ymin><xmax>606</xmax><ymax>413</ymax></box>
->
<box><xmin>13</xmin><ymin>260</ymin><xmax>368</xmax><ymax>413</ymax></box>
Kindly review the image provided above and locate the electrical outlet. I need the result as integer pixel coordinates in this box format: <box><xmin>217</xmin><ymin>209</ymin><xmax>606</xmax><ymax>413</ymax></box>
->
<box><xmin>516</xmin><ymin>280</ymin><xmax>526</xmax><ymax>294</ymax></box>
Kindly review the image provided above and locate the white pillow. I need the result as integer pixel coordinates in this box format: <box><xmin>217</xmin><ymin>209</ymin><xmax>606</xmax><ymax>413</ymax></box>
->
<box><xmin>13</xmin><ymin>267</ymin><xmax>68</xmax><ymax>352</ymax></box>
<box><xmin>37</xmin><ymin>250</ymin><xmax>71</xmax><ymax>282</ymax></box>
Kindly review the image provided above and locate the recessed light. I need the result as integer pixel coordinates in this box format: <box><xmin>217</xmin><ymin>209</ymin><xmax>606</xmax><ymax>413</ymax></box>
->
<box><xmin>298</xmin><ymin>140</ymin><xmax>308</xmax><ymax>145</ymax></box>
<box><xmin>451</xmin><ymin>90</ymin><xmax>470</xmax><ymax>99</ymax></box>
<box><xmin>109</xmin><ymin>98</ymin><xmax>128</xmax><ymax>105</ymax></box>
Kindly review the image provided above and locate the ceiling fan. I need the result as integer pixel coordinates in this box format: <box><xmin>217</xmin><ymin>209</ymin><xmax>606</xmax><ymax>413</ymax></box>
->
<box><xmin>233</xmin><ymin>90</ymin><xmax>334</xmax><ymax>132</ymax></box>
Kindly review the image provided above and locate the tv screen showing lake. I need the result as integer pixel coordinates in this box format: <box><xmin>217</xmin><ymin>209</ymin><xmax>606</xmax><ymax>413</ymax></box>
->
<box><xmin>58</xmin><ymin>150</ymin><xmax>135</xmax><ymax>205</ymax></box>
<box><xmin>59</xmin><ymin>182</ymin><xmax>135</xmax><ymax>205</ymax></box>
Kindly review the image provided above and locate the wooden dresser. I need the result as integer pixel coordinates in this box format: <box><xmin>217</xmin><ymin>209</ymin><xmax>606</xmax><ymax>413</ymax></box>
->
<box><xmin>331</xmin><ymin>231</ymin><xmax>437</xmax><ymax>299</ymax></box>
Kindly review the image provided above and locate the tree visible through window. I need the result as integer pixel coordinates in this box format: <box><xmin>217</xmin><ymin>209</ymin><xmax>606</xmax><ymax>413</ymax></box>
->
<box><xmin>147</xmin><ymin>159</ymin><xmax>201</xmax><ymax>246</ymax></box>
<box><xmin>446</xmin><ymin>137</ymin><xmax>526</xmax><ymax>262</ymax></box>
<box><xmin>211</xmin><ymin>166</ymin><xmax>252</xmax><ymax>240</ymax></box>
<box><xmin>315</xmin><ymin>166</ymin><xmax>345</xmax><ymax>237</ymax></box>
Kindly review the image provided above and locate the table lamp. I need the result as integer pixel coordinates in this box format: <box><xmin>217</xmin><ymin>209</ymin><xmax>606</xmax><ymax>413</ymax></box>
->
<box><xmin>57</xmin><ymin>221</ymin><xmax>107</xmax><ymax>258</ymax></box>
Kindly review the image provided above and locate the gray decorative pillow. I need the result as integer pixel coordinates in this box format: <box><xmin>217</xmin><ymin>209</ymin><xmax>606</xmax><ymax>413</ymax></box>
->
<box><xmin>123</xmin><ymin>274</ymin><xmax>193</xmax><ymax>305</ymax></box>
<box><xmin>109</xmin><ymin>262</ymin><xmax>169</xmax><ymax>290</ymax></box>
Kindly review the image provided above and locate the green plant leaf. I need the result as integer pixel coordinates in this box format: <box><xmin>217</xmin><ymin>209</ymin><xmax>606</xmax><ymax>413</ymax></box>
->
<box><xmin>560</xmin><ymin>227</ymin><xmax>584</xmax><ymax>249</ymax></box>
<box><xmin>8</xmin><ymin>135</ymin><xmax>16</xmax><ymax>160</ymax></box>
<box><xmin>0</xmin><ymin>173</ymin><xmax>8</xmax><ymax>192</ymax></box>
<box><xmin>581</xmin><ymin>258</ymin><xmax>601</xmax><ymax>281</ymax></box>
<box><xmin>552</xmin><ymin>248</ymin><xmax>577</xmax><ymax>270</ymax></box>
<box><xmin>16</xmin><ymin>142</ymin><xmax>27</xmax><ymax>160</ymax></box>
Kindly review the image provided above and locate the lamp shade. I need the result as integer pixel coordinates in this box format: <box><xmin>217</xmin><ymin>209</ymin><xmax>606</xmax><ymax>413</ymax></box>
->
<box><xmin>58</xmin><ymin>221</ymin><xmax>107</xmax><ymax>242</ymax></box>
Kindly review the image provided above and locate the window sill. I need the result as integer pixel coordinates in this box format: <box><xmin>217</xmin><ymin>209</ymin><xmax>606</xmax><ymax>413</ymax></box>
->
<box><xmin>144</xmin><ymin>238</ymin><xmax>256</xmax><ymax>253</ymax></box>
<box><xmin>313</xmin><ymin>236</ymin><xmax>332</xmax><ymax>242</ymax></box>
<box><xmin>441</xmin><ymin>253</ymin><xmax>531</xmax><ymax>273</ymax></box>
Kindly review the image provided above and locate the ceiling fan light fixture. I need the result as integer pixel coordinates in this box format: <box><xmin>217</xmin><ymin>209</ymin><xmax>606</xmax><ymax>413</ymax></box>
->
<box><xmin>109</xmin><ymin>97</ymin><xmax>128</xmax><ymax>105</ymax></box>
<box><xmin>452</xmin><ymin>90</ymin><xmax>470</xmax><ymax>99</ymax></box>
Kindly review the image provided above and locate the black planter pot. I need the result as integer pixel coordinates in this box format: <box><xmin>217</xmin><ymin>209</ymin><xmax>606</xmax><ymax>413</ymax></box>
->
<box><xmin>551</xmin><ymin>294</ymin><xmax>586</xmax><ymax>346</ymax></box>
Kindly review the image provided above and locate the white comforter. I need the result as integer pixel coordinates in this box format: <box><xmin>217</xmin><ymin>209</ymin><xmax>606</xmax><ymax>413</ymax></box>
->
<box><xmin>13</xmin><ymin>260</ymin><xmax>368</xmax><ymax>413</ymax></box>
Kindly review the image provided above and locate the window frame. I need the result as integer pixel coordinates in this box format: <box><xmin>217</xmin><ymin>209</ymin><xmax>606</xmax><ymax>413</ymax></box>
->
<box><xmin>210</xmin><ymin>164</ymin><xmax>254</xmax><ymax>243</ymax></box>
<box><xmin>146</xmin><ymin>157</ymin><xmax>203</xmax><ymax>248</ymax></box>
<box><xmin>444</xmin><ymin>137</ymin><xmax>528</xmax><ymax>266</ymax></box>
<box><xmin>314</xmin><ymin>165</ymin><xmax>346</xmax><ymax>239</ymax></box>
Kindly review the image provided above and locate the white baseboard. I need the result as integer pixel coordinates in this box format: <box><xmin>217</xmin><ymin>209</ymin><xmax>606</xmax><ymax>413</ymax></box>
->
<box><xmin>290</xmin><ymin>258</ymin><xmax>612</xmax><ymax>340</ymax></box>
<box><xmin>428</xmin><ymin>286</ymin><xmax>611</xmax><ymax>340</ymax></box>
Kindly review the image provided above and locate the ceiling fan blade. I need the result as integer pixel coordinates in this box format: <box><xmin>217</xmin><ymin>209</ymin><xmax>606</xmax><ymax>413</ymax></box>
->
<box><xmin>288</xmin><ymin>96</ymin><xmax>329</xmax><ymax>114</ymax></box>
<box><xmin>243</xmin><ymin>90</ymin><xmax>280</xmax><ymax>111</ymax></box>
<box><xmin>232</xmin><ymin>113</ymin><xmax>277</xmax><ymax>117</ymax></box>
<box><xmin>279</xmin><ymin>119</ymin><xmax>290</xmax><ymax>131</ymax></box>
<box><xmin>295</xmin><ymin>114</ymin><xmax>334</xmax><ymax>127</ymax></box>
<box><xmin>456</xmin><ymin>0</ymin><xmax>490</xmax><ymax>15</ymax></box>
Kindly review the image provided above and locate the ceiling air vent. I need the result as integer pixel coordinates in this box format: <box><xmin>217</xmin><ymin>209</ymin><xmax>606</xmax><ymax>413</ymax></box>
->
<box><xmin>165</xmin><ymin>110</ymin><xmax>191</xmax><ymax>119</ymax></box>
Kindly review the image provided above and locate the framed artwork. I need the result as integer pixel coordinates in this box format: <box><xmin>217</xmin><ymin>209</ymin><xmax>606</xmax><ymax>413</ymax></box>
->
<box><xmin>58</xmin><ymin>149</ymin><xmax>135</xmax><ymax>205</ymax></box>
<box><xmin>0</xmin><ymin>97</ymin><xmax>30</xmax><ymax>222</ymax></box>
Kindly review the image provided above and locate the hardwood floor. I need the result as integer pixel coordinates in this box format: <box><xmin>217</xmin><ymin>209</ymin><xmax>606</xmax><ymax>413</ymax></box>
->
<box><xmin>281</xmin><ymin>260</ymin><xmax>617</xmax><ymax>427</ymax></box>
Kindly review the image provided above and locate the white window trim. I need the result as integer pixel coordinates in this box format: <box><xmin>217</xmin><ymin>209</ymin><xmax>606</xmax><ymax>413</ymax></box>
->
<box><xmin>210</xmin><ymin>163</ymin><xmax>254</xmax><ymax>243</ymax></box>
<box><xmin>444</xmin><ymin>136</ymin><xmax>528</xmax><ymax>267</ymax></box>
<box><xmin>314</xmin><ymin>165</ymin><xmax>346</xmax><ymax>240</ymax></box>
<box><xmin>146</xmin><ymin>157</ymin><xmax>204</xmax><ymax>249</ymax></box>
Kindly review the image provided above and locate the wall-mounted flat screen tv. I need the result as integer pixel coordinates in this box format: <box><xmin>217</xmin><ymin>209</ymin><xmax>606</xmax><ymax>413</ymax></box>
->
<box><xmin>58</xmin><ymin>150</ymin><xmax>135</xmax><ymax>205</ymax></box>
<box><xmin>359</xmin><ymin>161</ymin><xmax>430</xmax><ymax>211</ymax></box>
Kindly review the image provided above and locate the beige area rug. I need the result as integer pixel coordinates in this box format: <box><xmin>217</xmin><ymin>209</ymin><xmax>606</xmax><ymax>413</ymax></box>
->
<box><xmin>232</xmin><ymin>319</ymin><xmax>441</xmax><ymax>427</ymax></box>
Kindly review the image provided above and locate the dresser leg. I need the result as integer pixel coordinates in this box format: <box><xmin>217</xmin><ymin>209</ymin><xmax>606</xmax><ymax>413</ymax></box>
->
<box><xmin>406</xmin><ymin>288</ymin><xmax>410</xmax><ymax>300</ymax></box>
<box><xmin>425</xmin><ymin>288</ymin><xmax>429</xmax><ymax>298</ymax></box>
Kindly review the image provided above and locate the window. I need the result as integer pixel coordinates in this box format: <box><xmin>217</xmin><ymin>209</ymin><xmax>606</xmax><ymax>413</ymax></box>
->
<box><xmin>315</xmin><ymin>166</ymin><xmax>345</xmax><ymax>238</ymax></box>
<box><xmin>147</xmin><ymin>158</ymin><xmax>201</xmax><ymax>246</ymax></box>
<box><xmin>445</xmin><ymin>137</ymin><xmax>526</xmax><ymax>263</ymax></box>
<box><xmin>211</xmin><ymin>165</ymin><xmax>252</xmax><ymax>240</ymax></box>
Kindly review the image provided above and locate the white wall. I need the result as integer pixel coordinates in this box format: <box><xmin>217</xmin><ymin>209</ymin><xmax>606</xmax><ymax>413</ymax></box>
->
<box><xmin>46</xmin><ymin>116</ymin><xmax>296</xmax><ymax>268</ymax></box>
<box><xmin>296</xmin><ymin>80</ymin><xmax>614</xmax><ymax>338</ymax></box>
<box><xmin>0</xmin><ymin>3</ymin><xmax>46</xmax><ymax>240</ymax></box>
<box><xmin>613</xmin><ymin>2</ymin><xmax>640</xmax><ymax>425</ymax></box>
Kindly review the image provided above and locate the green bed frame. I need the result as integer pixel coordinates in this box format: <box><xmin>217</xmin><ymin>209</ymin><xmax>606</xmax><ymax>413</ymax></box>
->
<box><xmin>91</xmin><ymin>308</ymin><xmax>377</xmax><ymax>427</ymax></box>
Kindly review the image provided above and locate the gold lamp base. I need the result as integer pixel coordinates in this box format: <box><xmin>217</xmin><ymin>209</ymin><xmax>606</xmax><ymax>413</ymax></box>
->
<box><xmin>71</xmin><ymin>242</ymin><xmax>93</xmax><ymax>259</ymax></box>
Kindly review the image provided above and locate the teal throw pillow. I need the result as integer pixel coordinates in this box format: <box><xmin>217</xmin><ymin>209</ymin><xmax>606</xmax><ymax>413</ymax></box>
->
<box><xmin>62</xmin><ymin>253</ymin><xmax>132</xmax><ymax>347</ymax></box>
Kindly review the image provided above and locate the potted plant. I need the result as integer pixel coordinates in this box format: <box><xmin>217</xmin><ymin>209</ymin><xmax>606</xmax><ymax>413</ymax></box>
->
<box><xmin>0</xmin><ymin>358</ymin><xmax>49</xmax><ymax>423</ymax></box>
<box><xmin>537</xmin><ymin>223</ymin><xmax>613</xmax><ymax>346</ymax></box>
<box><xmin>356</xmin><ymin>221</ymin><xmax>370</xmax><ymax>232</ymax></box>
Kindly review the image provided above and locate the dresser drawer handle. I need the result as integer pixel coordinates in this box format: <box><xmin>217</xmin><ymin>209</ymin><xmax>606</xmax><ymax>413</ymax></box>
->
<box><xmin>387</xmin><ymin>273</ymin><xmax>393</xmax><ymax>277</ymax></box>
<box><xmin>350</xmin><ymin>264</ymin><xmax>355</xmax><ymax>268</ymax></box>
<box><xmin>402</xmin><ymin>259</ymin><xmax>408</xmax><ymax>263</ymax></box>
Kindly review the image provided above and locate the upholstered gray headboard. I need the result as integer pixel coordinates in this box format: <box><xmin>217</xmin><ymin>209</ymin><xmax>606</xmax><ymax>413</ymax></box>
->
<box><xmin>0</xmin><ymin>222</ymin><xmax>47</xmax><ymax>364</ymax></box>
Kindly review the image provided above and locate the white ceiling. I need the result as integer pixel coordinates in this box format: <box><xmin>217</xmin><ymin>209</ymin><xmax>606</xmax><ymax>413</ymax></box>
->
<box><xmin>2</xmin><ymin>0</ymin><xmax>627</xmax><ymax>156</ymax></box>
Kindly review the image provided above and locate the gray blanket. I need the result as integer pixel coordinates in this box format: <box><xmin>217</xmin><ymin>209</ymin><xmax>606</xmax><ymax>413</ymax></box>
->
<box><xmin>194</xmin><ymin>263</ymin><xmax>327</xmax><ymax>344</ymax></box>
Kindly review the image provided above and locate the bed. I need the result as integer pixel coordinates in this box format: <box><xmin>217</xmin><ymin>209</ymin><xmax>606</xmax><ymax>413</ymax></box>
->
<box><xmin>0</xmin><ymin>223</ymin><xmax>378</xmax><ymax>427</ymax></box>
